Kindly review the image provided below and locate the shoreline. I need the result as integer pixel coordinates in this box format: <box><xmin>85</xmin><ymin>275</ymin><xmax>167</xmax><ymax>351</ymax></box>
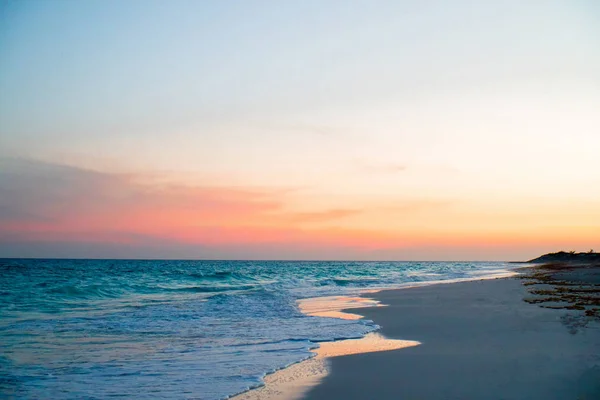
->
<box><xmin>230</xmin><ymin>332</ymin><xmax>420</xmax><ymax>400</ymax></box>
<box><xmin>230</xmin><ymin>268</ymin><xmax>519</xmax><ymax>400</ymax></box>
<box><xmin>232</xmin><ymin>262</ymin><xmax>599</xmax><ymax>400</ymax></box>
<box><xmin>304</xmin><ymin>264</ymin><xmax>600</xmax><ymax>399</ymax></box>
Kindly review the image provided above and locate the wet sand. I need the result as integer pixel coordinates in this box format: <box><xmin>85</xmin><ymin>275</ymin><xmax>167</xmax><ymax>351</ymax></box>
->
<box><xmin>303</xmin><ymin>274</ymin><xmax>600</xmax><ymax>400</ymax></box>
<box><xmin>232</xmin><ymin>332</ymin><xmax>420</xmax><ymax>400</ymax></box>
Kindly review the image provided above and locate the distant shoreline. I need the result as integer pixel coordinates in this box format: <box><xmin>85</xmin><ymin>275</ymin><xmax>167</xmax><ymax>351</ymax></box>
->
<box><xmin>527</xmin><ymin>250</ymin><xmax>600</xmax><ymax>264</ymax></box>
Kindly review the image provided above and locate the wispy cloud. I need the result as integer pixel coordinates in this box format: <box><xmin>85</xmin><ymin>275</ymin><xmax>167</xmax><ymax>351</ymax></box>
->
<box><xmin>251</xmin><ymin>121</ymin><xmax>341</xmax><ymax>137</ymax></box>
<box><xmin>279</xmin><ymin>208</ymin><xmax>362</xmax><ymax>223</ymax></box>
<box><xmin>355</xmin><ymin>159</ymin><xmax>408</xmax><ymax>174</ymax></box>
<box><xmin>0</xmin><ymin>158</ymin><xmax>280</xmax><ymax>227</ymax></box>
<box><xmin>2</xmin><ymin>158</ymin><xmax>594</xmax><ymax>260</ymax></box>
<box><xmin>0</xmin><ymin>159</ymin><xmax>367</xmax><ymax>256</ymax></box>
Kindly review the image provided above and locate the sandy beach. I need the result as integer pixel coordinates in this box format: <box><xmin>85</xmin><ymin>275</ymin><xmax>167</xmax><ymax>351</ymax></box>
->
<box><xmin>303</xmin><ymin>266</ymin><xmax>600</xmax><ymax>400</ymax></box>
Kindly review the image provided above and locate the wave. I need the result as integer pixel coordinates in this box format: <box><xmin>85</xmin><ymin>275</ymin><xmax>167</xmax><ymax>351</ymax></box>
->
<box><xmin>48</xmin><ymin>283</ymin><xmax>124</xmax><ymax>299</ymax></box>
<box><xmin>187</xmin><ymin>270</ymin><xmax>234</xmax><ymax>280</ymax></box>
<box><xmin>159</xmin><ymin>284</ymin><xmax>258</xmax><ymax>293</ymax></box>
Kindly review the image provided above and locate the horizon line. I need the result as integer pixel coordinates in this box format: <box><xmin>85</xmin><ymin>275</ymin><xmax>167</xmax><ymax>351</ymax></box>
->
<box><xmin>0</xmin><ymin>256</ymin><xmax>521</xmax><ymax>263</ymax></box>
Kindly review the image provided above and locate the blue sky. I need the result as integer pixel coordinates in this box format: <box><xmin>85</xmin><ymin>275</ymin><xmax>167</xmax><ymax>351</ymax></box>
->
<box><xmin>1</xmin><ymin>1</ymin><xmax>599</xmax><ymax>259</ymax></box>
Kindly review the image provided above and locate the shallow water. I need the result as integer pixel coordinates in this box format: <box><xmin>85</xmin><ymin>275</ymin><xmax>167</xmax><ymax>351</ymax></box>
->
<box><xmin>0</xmin><ymin>259</ymin><xmax>514</xmax><ymax>399</ymax></box>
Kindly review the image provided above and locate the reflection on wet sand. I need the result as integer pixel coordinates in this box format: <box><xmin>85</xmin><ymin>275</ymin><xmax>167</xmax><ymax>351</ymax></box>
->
<box><xmin>297</xmin><ymin>295</ymin><xmax>383</xmax><ymax>320</ymax></box>
<box><xmin>232</xmin><ymin>295</ymin><xmax>420</xmax><ymax>400</ymax></box>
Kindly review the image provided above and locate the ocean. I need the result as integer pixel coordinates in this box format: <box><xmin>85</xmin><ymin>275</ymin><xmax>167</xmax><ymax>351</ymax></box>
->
<box><xmin>0</xmin><ymin>259</ymin><xmax>514</xmax><ymax>399</ymax></box>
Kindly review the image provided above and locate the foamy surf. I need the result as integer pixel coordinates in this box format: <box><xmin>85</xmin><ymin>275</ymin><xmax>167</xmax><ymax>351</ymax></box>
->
<box><xmin>231</xmin><ymin>268</ymin><xmax>517</xmax><ymax>400</ymax></box>
<box><xmin>231</xmin><ymin>293</ymin><xmax>421</xmax><ymax>400</ymax></box>
<box><xmin>231</xmin><ymin>332</ymin><xmax>421</xmax><ymax>400</ymax></box>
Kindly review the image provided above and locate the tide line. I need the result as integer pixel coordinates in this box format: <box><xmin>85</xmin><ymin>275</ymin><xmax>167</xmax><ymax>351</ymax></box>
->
<box><xmin>231</xmin><ymin>295</ymin><xmax>419</xmax><ymax>400</ymax></box>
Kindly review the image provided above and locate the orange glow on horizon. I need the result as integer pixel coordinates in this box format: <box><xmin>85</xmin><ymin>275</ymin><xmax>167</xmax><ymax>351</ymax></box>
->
<box><xmin>1</xmin><ymin>159</ymin><xmax>598</xmax><ymax>260</ymax></box>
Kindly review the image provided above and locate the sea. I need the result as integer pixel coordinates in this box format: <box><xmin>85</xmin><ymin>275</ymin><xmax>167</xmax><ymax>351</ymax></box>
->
<box><xmin>0</xmin><ymin>259</ymin><xmax>515</xmax><ymax>399</ymax></box>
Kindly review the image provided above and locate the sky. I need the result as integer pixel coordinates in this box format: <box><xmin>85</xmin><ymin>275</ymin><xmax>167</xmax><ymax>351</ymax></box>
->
<box><xmin>1</xmin><ymin>0</ymin><xmax>599</xmax><ymax>260</ymax></box>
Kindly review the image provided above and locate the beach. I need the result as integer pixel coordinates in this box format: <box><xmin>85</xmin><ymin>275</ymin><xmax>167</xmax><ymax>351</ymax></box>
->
<box><xmin>303</xmin><ymin>266</ymin><xmax>600</xmax><ymax>400</ymax></box>
<box><xmin>237</xmin><ymin>263</ymin><xmax>600</xmax><ymax>400</ymax></box>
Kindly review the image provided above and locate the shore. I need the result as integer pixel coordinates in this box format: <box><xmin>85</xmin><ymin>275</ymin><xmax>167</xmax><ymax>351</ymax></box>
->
<box><xmin>232</xmin><ymin>264</ymin><xmax>600</xmax><ymax>400</ymax></box>
<box><xmin>303</xmin><ymin>266</ymin><xmax>600</xmax><ymax>399</ymax></box>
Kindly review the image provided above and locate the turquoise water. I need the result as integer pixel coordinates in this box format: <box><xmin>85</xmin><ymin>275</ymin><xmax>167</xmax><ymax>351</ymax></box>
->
<box><xmin>0</xmin><ymin>259</ymin><xmax>513</xmax><ymax>399</ymax></box>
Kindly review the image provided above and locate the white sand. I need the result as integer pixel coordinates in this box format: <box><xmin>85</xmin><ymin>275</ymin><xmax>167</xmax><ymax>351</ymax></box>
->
<box><xmin>230</xmin><ymin>332</ymin><xmax>420</xmax><ymax>400</ymax></box>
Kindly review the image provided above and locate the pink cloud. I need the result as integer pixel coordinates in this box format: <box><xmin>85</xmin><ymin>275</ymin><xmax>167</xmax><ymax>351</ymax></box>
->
<box><xmin>2</xmin><ymin>159</ymin><xmax>597</xmax><ymax>260</ymax></box>
<box><xmin>0</xmin><ymin>159</ymin><xmax>363</xmax><ymax>249</ymax></box>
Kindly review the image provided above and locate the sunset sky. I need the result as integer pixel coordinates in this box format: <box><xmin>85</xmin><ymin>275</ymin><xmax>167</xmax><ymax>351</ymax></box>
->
<box><xmin>1</xmin><ymin>0</ymin><xmax>599</xmax><ymax>260</ymax></box>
